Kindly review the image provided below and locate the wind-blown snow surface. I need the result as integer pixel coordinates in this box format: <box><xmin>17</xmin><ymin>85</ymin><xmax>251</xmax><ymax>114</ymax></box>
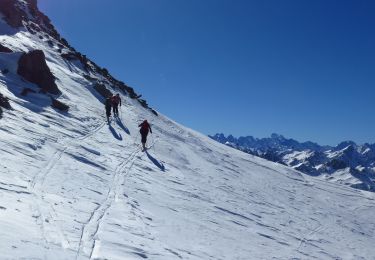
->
<box><xmin>1</xmin><ymin>23</ymin><xmax>375</xmax><ymax>260</ymax></box>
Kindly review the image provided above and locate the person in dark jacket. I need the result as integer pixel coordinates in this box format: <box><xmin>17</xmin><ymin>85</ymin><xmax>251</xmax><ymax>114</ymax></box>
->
<box><xmin>138</xmin><ymin>120</ymin><xmax>152</xmax><ymax>150</ymax></box>
<box><xmin>105</xmin><ymin>95</ymin><xmax>113</xmax><ymax>122</ymax></box>
<box><xmin>111</xmin><ymin>93</ymin><xmax>122</xmax><ymax>117</ymax></box>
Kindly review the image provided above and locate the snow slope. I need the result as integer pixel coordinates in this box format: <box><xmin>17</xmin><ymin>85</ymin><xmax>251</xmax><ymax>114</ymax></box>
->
<box><xmin>1</xmin><ymin>4</ymin><xmax>375</xmax><ymax>260</ymax></box>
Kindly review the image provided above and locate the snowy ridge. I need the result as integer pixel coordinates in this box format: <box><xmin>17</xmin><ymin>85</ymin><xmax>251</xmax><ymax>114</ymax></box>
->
<box><xmin>1</xmin><ymin>1</ymin><xmax>375</xmax><ymax>259</ymax></box>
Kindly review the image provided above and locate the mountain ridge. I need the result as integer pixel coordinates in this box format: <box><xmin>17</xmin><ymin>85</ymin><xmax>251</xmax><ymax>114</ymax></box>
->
<box><xmin>0</xmin><ymin>0</ymin><xmax>155</xmax><ymax>113</ymax></box>
<box><xmin>210</xmin><ymin>133</ymin><xmax>375</xmax><ymax>192</ymax></box>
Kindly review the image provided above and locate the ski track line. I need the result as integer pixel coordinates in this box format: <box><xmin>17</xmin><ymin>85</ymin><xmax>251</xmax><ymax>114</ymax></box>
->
<box><xmin>75</xmin><ymin>146</ymin><xmax>141</xmax><ymax>260</ymax></box>
<box><xmin>30</xmin><ymin>121</ymin><xmax>106</xmax><ymax>189</ymax></box>
<box><xmin>27</xmin><ymin>120</ymin><xmax>106</xmax><ymax>251</ymax></box>
<box><xmin>296</xmin><ymin>224</ymin><xmax>324</xmax><ymax>253</ymax></box>
<box><xmin>78</xmin><ymin>121</ymin><xmax>107</xmax><ymax>141</ymax></box>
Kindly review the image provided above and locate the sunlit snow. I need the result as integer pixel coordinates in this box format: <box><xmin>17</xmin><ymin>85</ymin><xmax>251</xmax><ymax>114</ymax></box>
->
<box><xmin>1</xmin><ymin>8</ymin><xmax>375</xmax><ymax>260</ymax></box>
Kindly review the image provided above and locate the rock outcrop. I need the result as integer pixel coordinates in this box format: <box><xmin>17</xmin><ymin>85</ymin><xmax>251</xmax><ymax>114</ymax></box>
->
<box><xmin>0</xmin><ymin>0</ymin><xmax>26</xmax><ymax>27</ymax></box>
<box><xmin>0</xmin><ymin>44</ymin><xmax>13</xmax><ymax>53</ymax></box>
<box><xmin>51</xmin><ymin>98</ymin><xmax>69</xmax><ymax>112</ymax></box>
<box><xmin>94</xmin><ymin>83</ymin><xmax>113</xmax><ymax>98</ymax></box>
<box><xmin>0</xmin><ymin>93</ymin><xmax>11</xmax><ymax>118</ymax></box>
<box><xmin>0</xmin><ymin>93</ymin><xmax>11</xmax><ymax>110</ymax></box>
<box><xmin>17</xmin><ymin>50</ymin><xmax>60</xmax><ymax>95</ymax></box>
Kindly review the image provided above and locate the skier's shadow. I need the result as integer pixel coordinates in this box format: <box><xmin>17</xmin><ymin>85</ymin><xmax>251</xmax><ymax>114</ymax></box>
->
<box><xmin>146</xmin><ymin>151</ymin><xmax>165</xmax><ymax>172</ymax></box>
<box><xmin>108</xmin><ymin>124</ymin><xmax>122</xmax><ymax>140</ymax></box>
<box><xmin>115</xmin><ymin>117</ymin><xmax>130</xmax><ymax>135</ymax></box>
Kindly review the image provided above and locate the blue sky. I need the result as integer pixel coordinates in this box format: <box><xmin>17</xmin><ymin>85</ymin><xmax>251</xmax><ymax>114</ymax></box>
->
<box><xmin>38</xmin><ymin>0</ymin><xmax>375</xmax><ymax>145</ymax></box>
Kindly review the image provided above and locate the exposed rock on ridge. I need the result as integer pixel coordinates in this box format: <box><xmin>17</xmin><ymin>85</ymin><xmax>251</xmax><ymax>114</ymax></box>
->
<box><xmin>17</xmin><ymin>50</ymin><xmax>60</xmax><ymax>95</ymax></box>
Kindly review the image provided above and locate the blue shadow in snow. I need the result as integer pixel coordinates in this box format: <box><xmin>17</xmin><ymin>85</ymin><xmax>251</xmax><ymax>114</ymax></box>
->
<box><xmin>115</xmin><ymin>116</ymin><xmax>130</xmax><ymax>135</ymax></box>
<box><xmin>146</xmin><ymin>151</ymin><xmax>165</xmax><ymax>172</ymax></box>
<box><xmin>109</xmin><ymin>124</ymin><xmax>122</xmax><ymax>140</ymax></box>
<box><xmin>2</xmin><ymin>74</ymin><xmax>51</xmax><ymax>113</ymax></box>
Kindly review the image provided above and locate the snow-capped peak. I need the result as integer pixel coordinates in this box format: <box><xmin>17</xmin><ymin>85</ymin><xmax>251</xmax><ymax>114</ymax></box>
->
<box><xmin>211</xmin><ymin>133</ymin><xmax>375</xmax><ymax>192</ymax></box>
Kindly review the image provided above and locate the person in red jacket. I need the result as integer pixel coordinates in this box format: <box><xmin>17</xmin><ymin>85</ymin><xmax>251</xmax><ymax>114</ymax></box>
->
<box><xmin>111</xmin><ymin>93</ymin><xmax>122</xmax><ymax>117</ymax></box>
<box><xmin>138</xmin><ymin>120</ymin><xmax>152</xmax><ymax>150</ymax></box>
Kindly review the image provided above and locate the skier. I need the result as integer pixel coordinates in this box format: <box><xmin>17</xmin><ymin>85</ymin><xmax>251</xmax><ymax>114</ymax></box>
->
<box><xmin>111</xmin><ymin>93</ymin><xmax>122</xmax><ymax>117</ymax></box>
<box><xmin>138</xmin><ymin>120</ymin><xmax>152</xmax><ymax>150</ymax></box>
<box><xmin>105</xmin><ymin>95</ymin><xmax>113</xmax><ymax>123</ymax></box>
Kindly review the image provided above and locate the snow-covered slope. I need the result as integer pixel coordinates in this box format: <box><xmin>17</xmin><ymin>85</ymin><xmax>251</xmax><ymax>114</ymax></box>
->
<box><xmin>1</xmin><ymin>1</ymin><xmax>375</xmax><ymax>259</ymax></box>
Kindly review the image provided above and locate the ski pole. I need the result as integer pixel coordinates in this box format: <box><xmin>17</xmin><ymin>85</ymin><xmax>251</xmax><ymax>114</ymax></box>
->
<box><xmin>120</xmin><ymin>106</ymin><xmax>123</xmax><ymax>121</ymax></box>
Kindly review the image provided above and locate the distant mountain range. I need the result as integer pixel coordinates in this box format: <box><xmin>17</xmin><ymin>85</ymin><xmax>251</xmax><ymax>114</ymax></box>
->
<box><xmin>210</xmin><ymin>133</ymin><xmax>375</xmax><ymax>192</ymax></box>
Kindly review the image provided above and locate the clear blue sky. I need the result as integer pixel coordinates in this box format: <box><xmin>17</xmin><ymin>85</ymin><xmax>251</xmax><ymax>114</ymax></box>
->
<box><xmin>38</xmin><ymin>0</ymin><xmax>375</xmax><ymax>145</ymax></box>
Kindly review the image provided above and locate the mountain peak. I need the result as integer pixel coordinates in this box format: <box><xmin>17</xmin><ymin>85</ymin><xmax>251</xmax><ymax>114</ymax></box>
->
<box><xmin>0</xmin><ymin>0</ymin><xmax>61</xmax><ymax>41</ymax></box>
<box><xmin>270</xmin><ymin>133</ymin><xmax>285</xmax><ymax>140</ymax></box>
<box><xmin>335</xmin><ymin>140</ymin><xmax>357</xmax><ymax>151</ymax></box>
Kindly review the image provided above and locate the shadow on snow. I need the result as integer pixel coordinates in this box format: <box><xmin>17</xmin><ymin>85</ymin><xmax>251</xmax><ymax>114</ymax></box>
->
<box><xmin>115</xmin><ymin>116</ymin><xmax>130</xmax><ymax>135</ymax></box>
<box><xmin>146</xmin><ymin>150</ymin><xmax>165</xmax><ymax>172</ymax></box>
<box><xmin>108</xmin><ymin>124</ymin><xmax>122</xmax><ymax>140</ymax></box>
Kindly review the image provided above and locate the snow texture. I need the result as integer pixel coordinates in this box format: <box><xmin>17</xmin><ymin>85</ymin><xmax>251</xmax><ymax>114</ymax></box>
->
<box><xmin>1</xmin><ymin>5</ymin><xmax>375</xmax><ymax>260</ymax></box>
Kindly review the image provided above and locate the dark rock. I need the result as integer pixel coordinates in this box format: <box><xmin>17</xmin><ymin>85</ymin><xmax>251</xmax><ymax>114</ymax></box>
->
<box><xmin>26</xmin><ymin>25</ymin><xmax>36</xmax><ymax>34</ymax></box>
<box><xmin>261</xmin><ymin>149</ymin><xmax>282</xmax><ymax>163</ymax></box>
<box><xmin>60</xmin><ymin>38</ymin><xmax>69</xmax><ymax>46</ymax></box>
<box><xmin>21</xmin><ymin>88</ymin><xmax>37</xmax><ymax>96</ymax></box>
<box><xmin>83</xmin><ymin>74</ymin><xmax>96</xmax><ymax>81</ymax></box>
<box><xmin>101</xmin><ymin>68</ymin><xmax>109</xmax><ymax>76</ymax></box>
<box><xmin>94</xmin><ymin>83</ymin><xmax>112</xmax><ymax>98</ymax></box>
<box><xmin>138</xmin><ymin>99</ymin><xmax>148</xmax><ymax>108</ymax></box>
<box><xmin>61</xmin><ymin>52</ymin><xmax>78</xmax><ymax>61</ymax></box>
<box><xmin>335</xmin><ymin>141</ymin><xmax>356</xmax><ymax>151</ymax></box>
<box><xmin>28</xmin><ymin>22</ymin><xmax>40</xmax><ymax>32</ymax></box>
<box><xmin>0</xmin><ymin>0</ymin><xmax>63</xmax><ymax>44</ymax></box>
<box><xmin>0</xmin><ymin>0</ymin><xmax>26</xmax><ymax>27</ymax></box>
<box><xmin>2</xmin><ymin>69</ymin><xmax>9</xmax><ymax>74</ymax></box>
<box><xmin>17</xmin><ymin>50</ymin><xmax>60</xmax><ymax>95</ymax></box>
<box><xmin>327</xmin><ymin>159</ymin><xmax>347</xmax><ymax>170</ymax></box>
<box><xmin>51</xmin><ymin>98</ymin><xmax>69</xmax><ymax>112</ymax></box>
<box><xmin>151</xmin><ymin>109</ymin><xmax>158</xmax><ymax>116</ymax></box>
<box><xmin>61</xmin><ymin>51</ymin><xmax>89</xmax><ymax>71</ymax></box>
<box><xmin>0</xmin><ymin>44</ymin><xmax>13</xmax><ymax>53</ymax></box>
<box><xmin>117</xmin><ymin>83</ymin><xmax>138</xmax><ymax>99</ymax></box>
<box><xmin>0</xmin><ymin>93</ymin><xmax>11</xmax><ymax>110</ymax></box>
<box><xmin>294</xmin><ymin>162</ymin><xmax>319</xmax><ymax>176</ymax></box>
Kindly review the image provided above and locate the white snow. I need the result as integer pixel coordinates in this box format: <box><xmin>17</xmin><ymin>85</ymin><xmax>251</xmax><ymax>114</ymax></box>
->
<box><xmin>1</xmin><ymin>18</ymin><xmax>375</xmax><ymax>260</ymax></box>
<box><xmin>362</xmin><ymin>147</ymin><xmax>371</xmax><ymax>155</ymax></box>
<box><xmin>283</xmin><ymin>150</ymin><xmax>312</xmax><ymax>165</ymax></box>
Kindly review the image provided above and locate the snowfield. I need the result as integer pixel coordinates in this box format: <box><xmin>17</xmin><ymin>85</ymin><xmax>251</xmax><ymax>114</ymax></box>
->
<box><xmin>1</xmin><ymin>10</ymin><xmax>375</xmax><ymax>260</ymax></box>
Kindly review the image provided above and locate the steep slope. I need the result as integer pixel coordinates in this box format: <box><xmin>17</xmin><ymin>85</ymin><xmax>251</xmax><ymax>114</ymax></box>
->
<box><xmin>1</xmin><ymin>1</ymin><xmax>375</xmax><ymax>259</ymax></box>
<box><xmin>211</xmin><ymin>133</ymin><xmax>375</xmax><ymax>192</ymax></box>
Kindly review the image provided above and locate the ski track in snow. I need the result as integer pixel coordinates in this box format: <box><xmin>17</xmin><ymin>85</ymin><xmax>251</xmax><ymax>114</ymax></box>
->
<box><xmin>76</xmin><ymin>144</ymin><xmax>141</xmax><ymax>259</ymax></box>
<box><xmin>1</xmin><ymin>14</ymin><xmax>375</xmax><ymax>260</ymax></box>
<box><xmin>27</xmin><ymin>120</ymin><xmax>106</xmax><ymax>250</ymax></box>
